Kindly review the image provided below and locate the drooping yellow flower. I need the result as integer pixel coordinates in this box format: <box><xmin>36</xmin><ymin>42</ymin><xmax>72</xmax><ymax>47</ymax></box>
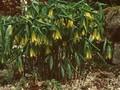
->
<box><xmin>105</xmin><ymin>45</ymin><xmax>112</xmax><ymax>59</ymax></box>
<box><xmin>59</xmin><ymin>18</ymin><xmax>65</xmax><ymax>26</ymax></box>
<box><xmin>84</xmin><ymin>12</ymin><xmax>94</xmax><ymax>21</ymax></box>
<box><xmin>89</xmin><ymin>34</ymin><xmax>95</xmax><ymax>41</ymax></box>
<box><xmin>81</xmin><ymin>30</ymin><xmax>85</xmax><ymax>36</ymax></box>
<box><xmin>30</xmin><ymin>48</ymin><xmax>36</xmax><ymax>57</ymax></box>
<box><xmin>52</xmin><ymin>30</ymin><xmax>62</xmax><ymax>40</ymax></box>
<box><xmin>31</xmin><ymin>31</ymin><xmax>37</xmax><ymax>43</ymax></box>
<box><xmin>73</xmin><ymin>32</ymin><xmax>80</xmax><ymax>43</ymax></box>
<box><xmin>66</xmin><ymin>19</ymin><xmax>74</xmax><ymax>28</ymax></box>
<box><xmin>85</xmin><ymin>50</ymin><xmax>92</xmax><ymax>60</ymax></box>
<box><xmin>48</xmin><ymin>9</ymin><xmax>53</xmax><ymax>17</ymax></box>
<box><xmin>96</xmin><ymin>32</ymin><xmax>101</xmax><ymax>41</ymax></box>
<box><xmin>34</xmin><ymin>36</ymin><xmax>41</xmax><ymax>45</ymax></box>
<box><xmin>92</xmin><ymin>29</ymin><xmax>101</xmax><ymax>41</ymax></box>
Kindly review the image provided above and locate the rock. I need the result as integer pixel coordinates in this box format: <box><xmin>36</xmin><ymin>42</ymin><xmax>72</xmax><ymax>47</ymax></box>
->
<box><xmin>104</xmin><ymin>6</ymin><xmax>120</xmax><ymax>64</ymax></box>
<box><xmin>104</xmin><ymin>6</ymin><xmax>120</xmax><ymax>43</ymax></box>
<box><xmin>0</xmin><ymin>69</ymin><xmax>13</xmax><ymax>85</ymax></box>
<box><xmin>0</xmin><ymin>0</ymin><xmax>21</xmax><ymax>15</ymax></box>
<box><xmin>112</xmin><ymin>44</ymin><xmax>120</xmax><ymax>64</ymax></box>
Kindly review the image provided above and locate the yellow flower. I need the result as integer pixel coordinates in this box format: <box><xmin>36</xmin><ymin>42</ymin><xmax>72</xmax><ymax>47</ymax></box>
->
<box><xmin>73</xmin><ymin>32</ymin><xmax>80</xmax><ymax>43</ymax></box>
<box><xmin>106</xmin><ymin>45</ymin><xmax>112</xmax><ymax>59</ymax></box>
<box><xmin>34</xmin><ymin>36</ymin><xmax>41</xmax><ymax>45</ymax></box>
<box><xmin>92</xmin><ymin>29</ymin><xmax>101</xmax><ymax>41</ymax></box>
<box><xmin>20</xmin><ymin>38</ymin><xmax>25</xmax><ymax>45</ymax></box>
<box><xmin>81</xmin><ymin>30</ymin><xmax>85</xmax><ymax>36</ymax></box>
<box><xmin>84</xmin><ymin>12</ymin><xmax>94</xmax><ymax>21</ymax></box>
<box><xmin>96</xmin><ymin>33</ymin><xmax>101</xmax><ymax>41</ymax></box>
<box><xmin>59</xmin><ymin>18</ymin><xmax>65</xmax><ymax>26</ymax></box>
<box><xmin>66</xmin><ymin>20</ymin><xmax>74</xmax><ymax>28</ymax></box>
<box><xmin>48</xmin><ymin>9</ymin><xmax>53</xmax><ymax>17</ymax></box>
<box><xmin>89</xmin><ymin>34</ymin><xmax>95</xmax><ymax>41</ymax></box>
<box><xmin>85</xmin><ymin>50</ymin><xmax>92</xmax><ymax>60</ymax></box>
<box><xmin>31</xmin><ymin>31</ymin><xmax>37</xmax><ymax>43</ymax></box>
<box><xmin>52</xmin><ymin>30</ymin><xmax>62</xmax><ymax>40</ymax></box>
<box><xmin>30</xmin><ymin>48</ymin><xmax>36</xmax><ymax>57</ymax></box>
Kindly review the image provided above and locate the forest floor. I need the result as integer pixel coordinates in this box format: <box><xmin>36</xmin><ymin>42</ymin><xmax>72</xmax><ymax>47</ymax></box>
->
<box><xmin>0</xmin><ymin>64</ymin><xmax>120</xmax><ymax>90</ymax></box>
<box><xmin>62</xmin><ymin>66</ymin><xmax>120</xmax><ymax>90</ymax></box>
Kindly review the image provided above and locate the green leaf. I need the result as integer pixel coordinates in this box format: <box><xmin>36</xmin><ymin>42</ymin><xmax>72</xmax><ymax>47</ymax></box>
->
<box><xmin>49</xmin><ymin>56</ymin><xmax>53</xmax><ymax>70</ymax></box>
<box><xmin>67</xmin><ymin>64</ymin><xmax>72</xmax><ymax>79</ymax></box>
<box><xmin>75</xmin><ymin>52</ymin><xmax>80</xmax><ymax>65</ymax></box>
<box><xmin>16</xmin><ymin>56</ymin><xmax>23</xmax><ymax>73</ymax></box>
<box><xmin>32</xmin><ymin>3</ymin><xmax>39</xmax><ymax>14</ymax></box>
<box><xmin>4</xmin><ymin>25</ymin><xmax>13</xmax><ymax>54</ymax></box>
<box><xmin>60</xmin><ymin>66</ymin><xmax>65</xmax><ymax>78</ymax></box>
<box><xmin>106</xmin><ymin>44</ymin><xmax>112</xmax><ymax>59</ymax></box>
<box><xmin>103</xmin><ymin>38</ymin><xmax>107</xmax><ymax>52</ymax></box>
<box><xmin>6</xmin><ymin>25</ymin><xmax>13</xmax><ymax>36</ymax></box>
<box><xmin>18</xmin><ymin>56</ymin><xmax>23</xmax><ymax>72</ymax></box>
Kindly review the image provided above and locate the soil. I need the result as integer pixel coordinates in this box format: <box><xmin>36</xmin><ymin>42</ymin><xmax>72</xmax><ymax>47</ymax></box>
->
<box><xmin>0</xmin><ymin>65</ymin><xmax>120</xmax><ymax>90</ymax></box>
